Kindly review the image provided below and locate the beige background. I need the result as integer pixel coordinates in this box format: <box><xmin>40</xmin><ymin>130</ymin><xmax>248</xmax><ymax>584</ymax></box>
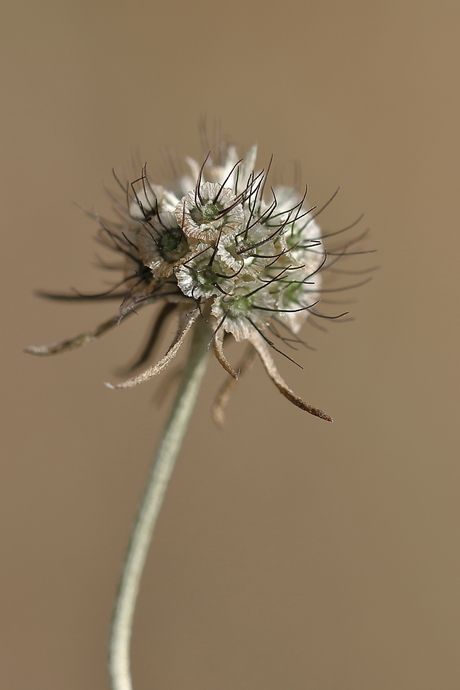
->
<box><xmin>2</xmin><ymin>1</ymin><xmax>460</xmax><ymax>688</ymax></box>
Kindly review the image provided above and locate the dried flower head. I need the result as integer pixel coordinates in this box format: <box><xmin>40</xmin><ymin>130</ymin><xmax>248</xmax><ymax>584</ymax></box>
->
<box><xmin>26</xmin><ymin>134</ymin><xmax>371</xmax><ymax>423</ymax></box>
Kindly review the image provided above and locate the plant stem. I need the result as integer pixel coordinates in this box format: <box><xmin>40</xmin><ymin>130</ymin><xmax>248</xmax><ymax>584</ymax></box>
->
<box><xmin>108</xmin><ymin>318</ymin><xmax>211</xmax><ymax>690</ymax></box>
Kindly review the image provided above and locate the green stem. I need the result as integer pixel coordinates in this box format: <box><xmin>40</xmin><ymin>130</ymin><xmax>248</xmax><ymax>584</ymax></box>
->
<box><xmin>108</xmin><ymin>318</ymin><xmax>211</xmax><ymax>690</ymax></box>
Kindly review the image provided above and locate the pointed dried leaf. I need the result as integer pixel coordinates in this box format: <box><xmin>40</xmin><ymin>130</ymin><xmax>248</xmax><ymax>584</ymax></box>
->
<box><xmin>106</xmin><ymin>308</ymin><xmax>199</xmax><ymax>389</ymax></box>
<box><xmin>213</xmin><ymin>327</ymin><xmax>238</xmax><ymax>380</ymax></box>
<box><xmin>249</xmin><ymin>332</ymin><xmax>333</xmax><ymax>422</ymax></box>
<box><xmin>212</xmin><ymin>345</ymin><xmax>256</xmax><ymax>426</ymax></box>
<box><xmin>25</xmin><ymin>315</ymin><xmax>124</xmax><ymax>356</ymax></box>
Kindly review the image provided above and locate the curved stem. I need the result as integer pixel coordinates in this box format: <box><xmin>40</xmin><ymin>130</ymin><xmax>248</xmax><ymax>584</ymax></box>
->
<box><xmin>108</xmin><ymin>318</ymin><xmax>211</xmax><ymax>690</ymax></box>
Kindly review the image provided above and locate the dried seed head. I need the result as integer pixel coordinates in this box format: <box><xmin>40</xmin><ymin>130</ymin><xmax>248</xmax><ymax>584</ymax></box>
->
<box><xmin>26</xmin><ymin>133</ymin><xmax>372</xmax><ymax>422</ymax></box>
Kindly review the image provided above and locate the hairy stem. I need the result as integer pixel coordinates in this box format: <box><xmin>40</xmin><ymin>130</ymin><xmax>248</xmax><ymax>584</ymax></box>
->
<box><xmin>108</xmin><ymin>318</ymin><xmax>211</xmax><ymax>690</ymax></box>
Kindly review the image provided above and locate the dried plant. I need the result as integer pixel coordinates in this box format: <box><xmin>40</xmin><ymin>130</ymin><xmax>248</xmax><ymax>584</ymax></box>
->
<box><xmin>27</xmin><ymin>130</ymin><xmax>371</xmax><ymax>690</ymax></box>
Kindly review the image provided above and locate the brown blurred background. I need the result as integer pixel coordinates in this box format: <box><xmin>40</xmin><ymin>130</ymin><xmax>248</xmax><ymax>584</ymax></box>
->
<box><xmin>2</xmin><ymin>1</ymin><xmax>460</xmax><ymax>688</ymax></box>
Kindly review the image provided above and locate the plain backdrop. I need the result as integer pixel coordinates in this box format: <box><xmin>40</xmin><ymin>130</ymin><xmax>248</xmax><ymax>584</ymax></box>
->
<box><xmin>2</xmin><ymin>1</ymin><xmax>460</xmax><ymax>689</ymax></box>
